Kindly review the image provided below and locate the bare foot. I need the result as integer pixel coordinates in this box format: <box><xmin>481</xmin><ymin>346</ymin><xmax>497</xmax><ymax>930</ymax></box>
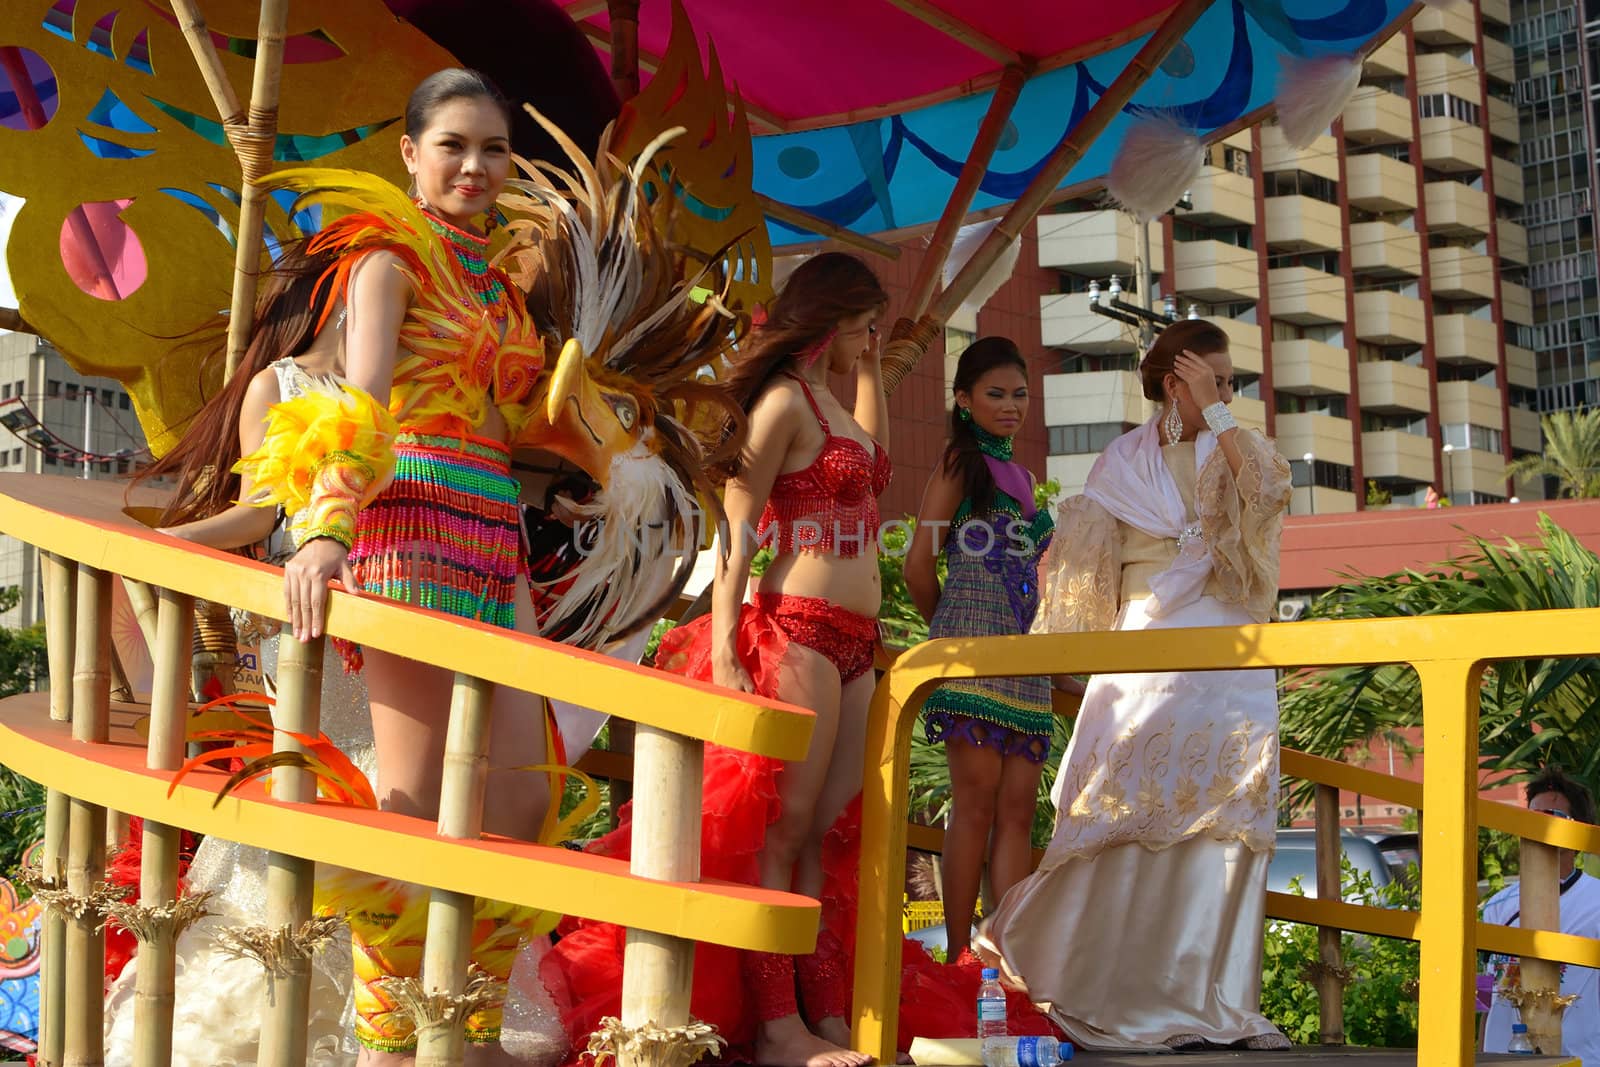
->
<box><xmin>757</xmin><ymin>1014</ymin><xmax>873</xmax><ymax>1067</ymax></box>
<box><xmin>812</xmin><ymin>1015</ymin><xmax>851</xmax><ymax>1048</ymax></box>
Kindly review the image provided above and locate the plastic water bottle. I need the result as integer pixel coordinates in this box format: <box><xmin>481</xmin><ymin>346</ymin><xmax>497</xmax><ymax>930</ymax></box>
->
<box><xmin>981</xmin><ymin>1035</ymin><xmax>1074</xmax><ymax>1066</ymax></box>
<box><xmin>976</xmin><ymin>968</ymin><xmax>1007</xmax><ymax>1039</ymax></box>
<box><xmin>1507</xmin><ymin>1022</ymin><xmax>1536</xmax><ymax>1054</ymax></box>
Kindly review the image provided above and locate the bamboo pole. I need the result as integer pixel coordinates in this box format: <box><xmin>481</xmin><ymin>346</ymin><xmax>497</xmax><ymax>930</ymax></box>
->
<box><xmin>1518</xmin><ymin>837</ymin><xmax>1564</xmax><ymax>1054</ymax></box>
<box><xmin>255</xmin><ymin>632</ymin><xmax>324</xmax><ymax>1067</ymax></box>
<box><xmin>1313</xmin><ymin>784</ymin><xmax>1346</xmax><ymax>1045</ymax></box>
<box><xmin>131</xmin><ymin>588</ymin><xmax>196</xmax><ymax>1067</ymax></box>
<box><xmin>905</xmin><ymin>64</ymin><xmax>1025</xmax><ymax>320</ymax></box>
<box><xmin>608</xmin><ymin>0</ymin><xmax>642</xmax><ymax>101</ymax></box>
<box><xmin>121</xmin><ymin>578</ymin><xmax>161</xmax><ymax>657</ymax></box>
<box><xmin>64</xmin><ymin>565</ymin><xmax>111</xmax><ymax>1067</ymax></box>
<box><xmin>416</xmin><ymin>673</ymin><xmax>495</xmax><ymax>1067</ymax></box>
<box><xmin>37</xmin><ymin>551</ymin><xmax>74</xmax><ymax>1067</ymax></box>
<box><xmin>41</xmin><ymin>551</ymin><xmax>75</xmax><ymax>722</ymax></box>
<box><xmin>617</xmin><ymin>724</ymin><xmax>704</xmax><ymax>1067</ymax></box>
<box><xmin>170</xmin><ymin>0</ymin><xmax>290</xmax><ymax>380</ymax></box>
<box><xmin>0</xmin><ymin>306</ymin><xmax>37</xmax><ymax>335</ymax></box>
<box><xmin>881</xmin><ymin>0</ymin><xmax>1213</xmax><ymax>395</ymax></box>
<box><xmin>758</xmin><ymin>196</ymin><xmax>903</xmax><ymax>261</ymax></box>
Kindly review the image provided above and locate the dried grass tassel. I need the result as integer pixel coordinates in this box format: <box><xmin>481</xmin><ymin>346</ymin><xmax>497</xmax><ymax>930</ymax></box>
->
<box><xmin>1275</xmin><ymin>52</ymin><xmax>1364</xmax><ymax>149</ymax></box>
<box><xmin>940</xmin><ymin>219</ymin><xmax>1021</xmax><ymax>316</ymax></box>
<box><xmin>1104</xmin><ymin>111</ymin><xmax>1205</xmax><ymax>222</ymax></box>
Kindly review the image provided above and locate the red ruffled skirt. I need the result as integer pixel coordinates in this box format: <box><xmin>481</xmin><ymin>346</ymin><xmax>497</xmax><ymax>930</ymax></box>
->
<box><xmin>545</xmin><ymin>602</ymin><xmax>1057</xmax><ymax>1062</ymax></box>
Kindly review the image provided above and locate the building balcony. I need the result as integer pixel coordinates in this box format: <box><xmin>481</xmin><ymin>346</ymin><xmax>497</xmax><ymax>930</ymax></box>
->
<box><xmin>1506</xmin><ymin>343</ymin><xmax>1536</xmax><ymax>389</ymax></box>
<box><xmin>1482</xmin><ymin>0</ymin><xmax>1509</xmax><ymax>26</ymax></box>
<box><xmin>1433</xmin><ymin>313</ymin><xmax>1499</xmax><ymax>367</ymax></box>
<box><xmin>1362</xmin><ymin>429</ymin><xmax>1436</xmax><ymax>485</ymax></box>
<box><xmin>1421</xmin><ymin>118</ymin><xmax>1485</xmax><ymax>174</ymax></box>
<box><xmin>1365</xmin><ymin>34</ymin><xmax>1409</xmax><ymax>80</ymax></box>
<box><xmin>1037</xmin><ymin>211</ymin><xmax>1163</xmax><ymax>277</ymax></box>
<box><xmin>1261</xmin><ymin>126</ymin><xmax>1340</xmax><ymax>182</ymax></box>
<box><xmin>1429</xmin><ymin>246</ymin><xmax>1495</xmax><ymax>302</ymax></box>
<box><xmin>1343</xmin><ymin>87</ymin><xmax>1414</xmax><ymax>145</ymax></box>
<box><xmin>1039</xmin><ymin>293</ymin><xmax>1138</xmax><ymax>354</ymax></box>
<box><xmin>1232</xmin><ymin>396</ymin><xmax>1268</xmax><ymax>434</ymax></box>
<box><xmin>1268</xmin><ymin>266</ymin><xmax>1346</xmax><ymax>325</ymax></box>
<box><xmin>1444</xmin><ymin>447</ymin><xmax>1510</xmax><ymax>497</ymax></box>
<box><xmin>1484</xmin><ymin>37</ymin><xmax>1514</xmax><ymax>86</ymax></box>
<box><xmin>1492</xmin><ymin>156</ymin><xmax>1525</xmax><ymax>204</ymax></box>
<box><xmin>1354</xmin><ymin>290</ymin><xmax>1427</xmax><ymax>345</ymax></box>
<box><xmin>1488</xmin><ymin>97</ymin><xmax>1518</xmax><ymax>144</ymax></box>
<box><xmin>1272</xmin><ymin>338</ymin><xmax>1350</xmax><ymax>396</ymax></box>
<box><xmin>1497</xmin><ymin>219</ymin><xmax>1528</xmax><ymax>265</ymax></box>
<box><xmin>1415</xmin><ymin>53</ymin><xmax>1483</xmax><ymax>100</ymax></box>
<box><xmin>1350</xmin><ymin>220</ymin><xmax>1421</xmax><ymax>277</ymax></box>
<box><xmin>1358</xmin><ymin>360</ymin><xmax>1432</xmax><ymax>414</ymax></box>
<box><xmin>1424</xmin><ymin>181</ymin><xmax>1490</xmax><ymax>237</ymax></box>
<box><xmin>1275</xmin><ymin>412</ymin><xmax>1355</xmax><ymax>466</ymax></box>
<box><xmin>1187</xmin><ymin>166</ymin><xmax>1256</xmax><ymax>226</ymax></box>
<box><xmin>1501</xmin><ymin>279</ymin><xmax>1533</xmax><ymax>326</ymax></box>
<box><xmin>1173</xmin><ymin>239</ymin><xmax>1259</xmax><ymax>302</ymax></box>
<box><xmin>1041</xmin><ymin>369</ymin><xmax>1147</xmax><ymax>429</ymax></box>
<box><xmin>1265</xmin><ymin>195</ymin><xmax>1343</xmax><ymax>252</ymax></box>
<box><xmin>1211</xmin><ymin>316</ymin><xmax>1264</xmax><ymax>377</ymax></box>
<box><xmin>1346</xmin><ymin>152</ymin><xmax>1418</xmax><ymax>212</ymax></box>
<box><xmin>1438</xmin><ymin>379</ymin><xmax>1504</xmax><ymax>428</ymax></box>
<box><xmin>1510</xmin><ymin>405</ymin><xmax>1542</xmax><ymax>454</ymax></box>
<box><xmin>1412</xmin><ymin>4</ymin><xmax>1476</xmax><ymax>46</ymax></box>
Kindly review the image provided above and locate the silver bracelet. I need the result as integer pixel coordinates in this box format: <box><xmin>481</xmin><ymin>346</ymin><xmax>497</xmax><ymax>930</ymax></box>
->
<box><xmin>1202</xmin><ymin>402</ymin><xmax>1237</xmax><ymax>435</ymax></box>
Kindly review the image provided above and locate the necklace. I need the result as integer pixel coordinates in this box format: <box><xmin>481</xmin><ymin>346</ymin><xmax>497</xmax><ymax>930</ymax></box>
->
<box><xmin>424</xmin><ymin>211</ymin><xmax>506</xmax><ymax>310</ymax></box>
<box><xmin>974</xmin><ymin>425</ymin><xmax>1013</xmax><ymax>461</ymax></box>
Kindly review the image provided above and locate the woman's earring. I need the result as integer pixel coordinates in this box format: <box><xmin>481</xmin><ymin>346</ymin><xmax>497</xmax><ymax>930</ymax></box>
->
<box><xmin>1162</xmin><ymin>402</ymin><xmax>1183</xmax><ymax>445</ymax></box>
<box><xmin>959</xmin><ymin>406</ymin><xmax>972</xmax><ymax>422</ymax></box>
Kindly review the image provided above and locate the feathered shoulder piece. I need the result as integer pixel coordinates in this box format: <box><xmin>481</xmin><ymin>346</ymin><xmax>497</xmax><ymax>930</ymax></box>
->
<box><xmin>234</xmin><ymin>378</ymin><xmax>400</xmax><ymax>549</ymax></box>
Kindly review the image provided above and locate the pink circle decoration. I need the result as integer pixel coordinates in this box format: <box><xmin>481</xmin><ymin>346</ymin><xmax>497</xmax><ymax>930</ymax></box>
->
<box><xmin>59</xmin><ymin>199</ymin><xmax>149</xmax><ymax>301</ymax></box>
<box><xmin>0</xmin><ymin>46</ymin><xmax>57</xmax><ymax>131</ymax></box>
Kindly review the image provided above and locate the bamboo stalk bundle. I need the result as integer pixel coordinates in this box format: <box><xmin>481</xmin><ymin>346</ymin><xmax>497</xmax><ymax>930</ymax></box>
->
<box><xmin>40</xmin><ymin>551</ymin><xmax>75</xmax><ymax>722</ymax></box>
<box><xmin>255</xmin><ymin>632</ymin><xmax>324</xmax><ymax>1067</ymax></box>
<box><xmin>415</xmin><ymin>673</ymin><xmax>495</xmax><ymax>1067</ymax></box>
<box><xmin>614</xmin><ymin>725</ymin><xmax>705</xmax><ymax>1067</ymax></box>
<box><xmin>63</xmin><ymin>565</ymin><xmax>111</xmax><ymax>1067</ymax></box>
<box><xmin>129</xmin><ymin>589</ymin><xmax>196</xmax><ymax>1067</ymax></box>
<box><xmin>37</xmin><ymin>552</ymin><xmax>75</xmax><ymax>1067</ymax></box>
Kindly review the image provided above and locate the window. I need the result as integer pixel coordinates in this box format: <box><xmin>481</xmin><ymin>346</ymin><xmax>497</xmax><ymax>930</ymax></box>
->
<box><xmin>116</xmin><ymin>458</ymin><xmax>130</xmax><ymax>474</ymax></box>
<box><xmin>101</xmin><ymin>389</ymin><xmax>113</xmax><ymax>406</ymax></box>
<box><xmin>45</xmin><ymin>379</ymin><xmax>59</xmax><ymax>398</ymax></box>
<box><xmin>118</xmin><ymin>393</ymin><xmax>129</xmax><ymax>411</ymax></box>
<box><xmin>1047</xmin><ymin>423</ymin><xmax>1129</xmax><ymax>455</ymax></box>
<box><xmin>43</xmin><ymin>451</ymin><xmax>56</xmax><ymax>467</ymax></box>
<box><xmin>63</xmin><ymin>383</ymin><xmax>78</xmax><ymax>401</ymax></box>
<box><xmin>98</xmin><ymin>460</ymin><xmax>110</xmax><ymax>474</ymax></box>
<box><xmin>11</xmin><ymin>449</ymin><xmax>20</xmax><ymax>465</ymax></box>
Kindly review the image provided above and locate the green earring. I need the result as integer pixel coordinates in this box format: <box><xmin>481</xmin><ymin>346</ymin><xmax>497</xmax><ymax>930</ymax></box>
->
<box><xmin>959</xmin><ymin>407</ymin><xmax>972</xmax><ymax>422</ymax></box>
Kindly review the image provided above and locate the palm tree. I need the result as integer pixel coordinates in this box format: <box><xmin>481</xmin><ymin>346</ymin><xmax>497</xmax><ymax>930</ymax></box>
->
<box><xmin>1278</xmin><ymin>515</ymin><xmax>1600</xmax><ymax>804</ymax></box>
<box><xmin>1507</xmin><ymin>409</ymin><xmax>1600</xmax><ymax>498</ymax></box>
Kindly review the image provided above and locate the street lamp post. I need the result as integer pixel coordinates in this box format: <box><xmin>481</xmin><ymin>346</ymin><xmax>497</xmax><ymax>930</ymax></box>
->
<box><xmin>1302</xmin><ymin>451</ymin><xmax>1315</xmax><ymax>514</ymax></box>
<box><xmin>1442</xmin><ymin>442</ymin><xmax>1455</xmax><ymax>504</ymax></box>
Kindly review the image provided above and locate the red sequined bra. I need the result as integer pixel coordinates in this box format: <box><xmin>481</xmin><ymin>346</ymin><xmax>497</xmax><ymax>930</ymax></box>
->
<box><xmin>756</xmin><ymin>374</ymin><xmax>892</xmax><ymax>556</ymax></box>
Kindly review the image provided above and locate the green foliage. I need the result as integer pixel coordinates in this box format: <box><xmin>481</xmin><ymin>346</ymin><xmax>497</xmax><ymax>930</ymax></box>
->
<box><xmin>0</xmin><ymin>768</ymin><xmax>45</xmax><ymax>892</ymax></box>
<box><xmin>1365</xmin><ymin>480</ymin><xmax>1392</xmax><ymax>507</ymax></box>
<box><xmin>878</xmin><ymin>519</ymin><xmax>936</xmax><ymax>650</ymax></box>
<box><xmin>1278</xmin><ymin>516</ymin><xmax>1600</xmax><ymax>802</ymax></box>
<box><xmin>1033</xmin><ymin>477</ymin><xmax>1062</xmax><ymax>516</ymax></box>
<box><xmin>1506</xmin><ymin>409</ymin><xmax>1600</xmax><ymax>498</ymax></box>
<box><xmin>1260</xmin><ymin>860</ymin><xmax>1420</xmax><ymax>1047</ymax></box>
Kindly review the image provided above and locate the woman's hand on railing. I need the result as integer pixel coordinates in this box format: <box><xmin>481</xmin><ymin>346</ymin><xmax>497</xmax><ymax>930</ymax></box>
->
<box><xmin>284</xmin><ymin>537</ymin><xmax>357</xmax><ymax>641</ymax></box>
<box><xmin>712</xmin><ymin>648</ymin><xmax>756</xmax><ymax>694</ymax></box>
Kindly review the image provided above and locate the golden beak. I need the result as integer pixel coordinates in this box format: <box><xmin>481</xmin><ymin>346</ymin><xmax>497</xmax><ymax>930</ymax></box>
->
<box><xmin>535</xmin><ymin>337</ymin><xmax>638</xmax><ymax>489</ymax></box>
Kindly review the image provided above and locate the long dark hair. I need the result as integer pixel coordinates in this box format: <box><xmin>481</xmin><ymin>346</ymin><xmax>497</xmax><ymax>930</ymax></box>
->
<box><xmin>719</xmin><ymin>251</ymin><xmax>888</xmax><ymax>417</ymax></box>
<box><xmin>1139</xmin><ymin>318</ymin><xmax>1230</xmax><ymax>401</ymax></box>
<box><xmin>132</xmin><ymin>240</ymin><xmax>341</xmax><ymax>528</ymax></box>
<box><xmin>941</xmin><ymin>336</ymin><xmax>1028</xmax><ymax>514</ymax></box>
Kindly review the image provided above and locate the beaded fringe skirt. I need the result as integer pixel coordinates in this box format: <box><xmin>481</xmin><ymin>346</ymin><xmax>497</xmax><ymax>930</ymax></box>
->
<box><xmin>338</xmin><ymin>431</ymin><xmax>523</xmax><ymax>670</ymax></box>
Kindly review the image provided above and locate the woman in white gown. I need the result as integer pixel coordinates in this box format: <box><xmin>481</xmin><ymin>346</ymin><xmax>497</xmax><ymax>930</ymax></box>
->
<box><xmin>976</xmin><ymin>319</ymin><xmax>1292</xmax><ymax>1052</ymax></box>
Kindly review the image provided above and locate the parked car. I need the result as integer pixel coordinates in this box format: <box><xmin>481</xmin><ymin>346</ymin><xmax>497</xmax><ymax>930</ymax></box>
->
<box><xmin>1267</xmin><ymin>828</ymin><xmax>1397</xmax><ymax>900</ymax></box>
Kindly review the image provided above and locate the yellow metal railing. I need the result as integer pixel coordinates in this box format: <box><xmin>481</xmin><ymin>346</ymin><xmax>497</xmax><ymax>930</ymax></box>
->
<box><xmin>851</xmin><ymin>612</ymin><xmax>1600</xmax><ymax>1065</ymax></box>
<box><xmin>0</xmin><ymin>475</ymin><xmax>818</xmax><ymax>1067</ymax></box>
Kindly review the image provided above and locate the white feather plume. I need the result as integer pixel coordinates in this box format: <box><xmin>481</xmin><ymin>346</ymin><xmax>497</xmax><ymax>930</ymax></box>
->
<box><xmin>1104</xmin><ymin>112</ymin><xmax>1205</xmax><ymax>222</ymax></box>
<box><xmin>940</xmin><ymin>220</ymin><xmax>1020</xmax><ymax>316</ymax></box>
<box><xmin>1275</xmin><ymin>52</ymin><xmax>1364</xmax><ymax>150</ymax></box>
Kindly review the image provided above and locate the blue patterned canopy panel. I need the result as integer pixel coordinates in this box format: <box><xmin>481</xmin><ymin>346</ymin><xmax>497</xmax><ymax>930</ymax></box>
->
<box><xmin>753</xmin><ymin>0</ymin><xmax>1415</xmax><ymax>246</ymax></box>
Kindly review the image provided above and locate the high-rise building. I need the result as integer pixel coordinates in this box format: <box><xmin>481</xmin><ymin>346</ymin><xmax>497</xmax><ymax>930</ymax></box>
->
<box><xmin>0</xmin><ymin>331</ymin><xmax>147</xmax><ymax>630</ymax></box>
<box><xmin>1511</xmin><ymin>0</ymin><xmax>1600</xmax><ymax>413</ymax></box>
<box><xmin>1036</xmin><ymin>2</ymin><xmax>1541</xmax><ymax>514</ymax></box>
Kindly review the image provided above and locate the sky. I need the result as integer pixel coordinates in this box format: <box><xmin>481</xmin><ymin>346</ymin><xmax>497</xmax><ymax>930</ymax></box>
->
<box><xmin>0</xmin><ymin>193</ymin><xmax>17</xmax><ymax>317</ymax></box>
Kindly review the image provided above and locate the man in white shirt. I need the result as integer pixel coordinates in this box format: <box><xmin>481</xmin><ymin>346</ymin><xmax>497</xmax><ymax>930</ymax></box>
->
<box><xmin>1481</xmin><ymin>767</ymin><xmax>1600</xmax><ymax>1062</ymax></box>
